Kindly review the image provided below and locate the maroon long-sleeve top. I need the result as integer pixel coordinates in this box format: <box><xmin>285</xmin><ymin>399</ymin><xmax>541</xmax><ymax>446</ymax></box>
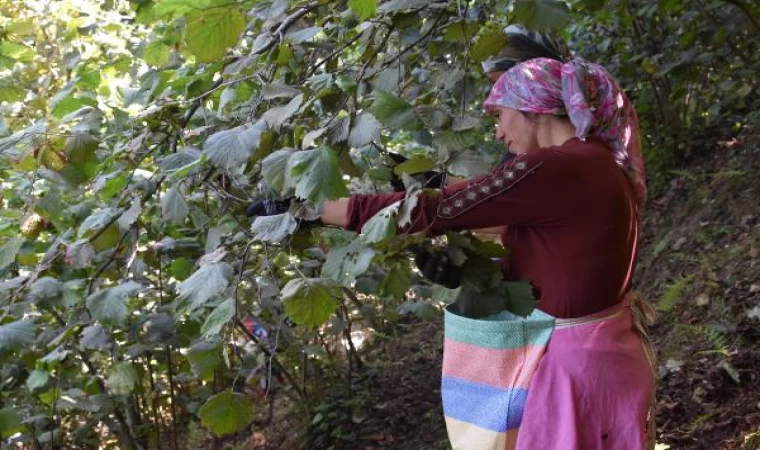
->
<box><xmin>346</xmin><ymin>137</ymin><xmax>640</xmax><ymax>318</ymax></box>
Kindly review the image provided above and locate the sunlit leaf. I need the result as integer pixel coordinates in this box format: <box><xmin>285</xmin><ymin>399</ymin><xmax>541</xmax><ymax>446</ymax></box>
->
<box><xmin>370</xmin><ymin>90</ymin><xmax>421</xmax><ymax>131</ymax></box>
<box><xmin>86</xmin><ymin>281</ymin><xmax>143</xmax><ymax>327</ymax></box>
<box><xmin>251</xmin><ymin>213</ymin><xmax>298</xmax><ymax>243</ymax></box>
<box><xmin>205</xmin><ymin>122</ymin><xmax>267</xmax><ymax>171</ymax></box>
<box><xmin>198</xmin><ymin>391</ymin><xmax>255</xmax><ymax>437</ymax></box>
<box><xmin>281</xmin><ymin>278</ymin><xmax>341</xmax><ymax>328</ymax></box>
<box><xmin>349</xmin><ymin>0</ymin><xmax>377</xmax><ymax>20</ymax></box>
<box><xmin>26</xmin><ymin>369</ymin><xmax>49</xmax><ymax>391</ymax></box>
<box><xmin>348</xmin><ymin>112</ymin><xmax>382</xmax><ymax>148</ymax></box>
<box><xmin>322</xmin><ymin>239</ymin><xmax>375</xmax><ymax>284</ymax></box>
<box><xmin>187</xmin><ymin>340</ymin><xmax>222</xmax><ymax>381</ymax></box>
<box><xmin>186</xmin><ymin>6</ymin><xmax>246</xmax><ymax>62</ymax></box>
<box><xmin>361</xmin><ymin>203</ymin><xmax>399</xmax><ymax>244</ymax></box>
<box><xmin>201</xmin><ymin>298</ymin><xmax>235</xmax><ymax>337</ymax></box>
<box><xmin>393</xmin><ymin>156</ymin><xmax>436</xmax><ymax>175</ymax></box>
<box><xmin>107</xmin><ymin>362</ymin><xmax>138</xmax><ymax>395</ymax></box>
<box><xmin>0</xmin><ymin>320</ymin><xmax>36</xmax><ymax>351</ymax></box>
<box><xmin>144</xmin><ymin>40</ymin><xmax>171</xmax><ymax>67</ymax></box>
<box><xmin>286</xmin><ymin>147</ymin><xmax>348</xmax><ymax>204</ymax></box>
<box><xmin>261</xmin><ymin>94</ymin><xmax>303</xmax><ymax>129</ymax></box>
<box><xmin>161</xmin><ymin>186</ymin><xmax>189</xmax><ymax>225</ymax></box>
<box><xmin>177</xmin><ymin>263</ymin><xmax>233</xmax><ymax>310</ymax></box>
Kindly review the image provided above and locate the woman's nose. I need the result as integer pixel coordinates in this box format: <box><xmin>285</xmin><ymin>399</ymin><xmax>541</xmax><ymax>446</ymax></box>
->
<box><xmin>495</xmin><ymin>125</ymin><xmax>505</xmax><ymax>141</ymax></box>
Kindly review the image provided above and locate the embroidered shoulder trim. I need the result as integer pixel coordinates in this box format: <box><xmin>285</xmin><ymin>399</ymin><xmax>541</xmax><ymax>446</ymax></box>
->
<box><xmin>437</xmin><ymin>157</ymin><xmax>543</xmax><ymax>219</ymax></box>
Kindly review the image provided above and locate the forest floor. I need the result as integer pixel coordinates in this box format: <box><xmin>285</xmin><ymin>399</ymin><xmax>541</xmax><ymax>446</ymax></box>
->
<box><xmin>253</xmin><ymin>128</ymin><xmax>759</xmax><ymax>450</ymax></box>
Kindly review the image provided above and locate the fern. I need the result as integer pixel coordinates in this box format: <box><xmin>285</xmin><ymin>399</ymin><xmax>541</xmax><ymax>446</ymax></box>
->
<box><xmin>712</xmin><ymin>169</ymin><xmax>747</xmax><ymax>180</ymax></box>
<box><xmin>668</xmin><ymin>169</ymin><xmax>699</xmax><ymax>181</ymax></box>
<box><xmin>657</xmin><ymin>275</ymin><xmax>695</xmax><ymax>312</ymax></box>
<box><xmin>744</xmin><ymin>429</ymin><xmax>760</xmax><ymax>450</ymax></box>
<box><xmin>674</xmin><ymin>324</ymin><xmax>732</xmax><ymax>358</ymax></box>
<box><xmin>696</xmin><ymin>325</ymin><xmax>730</xmax><ymax>357</ymax></box>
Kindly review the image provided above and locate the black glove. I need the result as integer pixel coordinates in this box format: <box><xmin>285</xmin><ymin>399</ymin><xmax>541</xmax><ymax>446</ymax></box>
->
<box><xmin>409</xmin><ymin>245</ymin><xmax>461</xmax><ymax>289</ymax></box>
<box><xmin>245</xmin><ymin>198</ymin><xmax>292</xmax><ymax>217</ymax></box>
<box><xmin>388</xmin><ymin>152</ymin><xmax>447</xmax><ymax>192</ymax></box>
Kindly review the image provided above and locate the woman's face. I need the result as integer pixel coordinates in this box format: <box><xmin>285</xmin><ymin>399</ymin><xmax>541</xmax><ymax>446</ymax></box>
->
<box><xmin>494</xmin><ymin>107</ymin><xmax>539</xmax><ymax>154</ymax></box>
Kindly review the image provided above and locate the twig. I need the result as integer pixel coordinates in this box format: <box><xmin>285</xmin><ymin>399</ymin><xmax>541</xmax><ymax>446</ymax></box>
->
<box><xmin>379</xmin><ymin>10</ymin><xmax>445</xmax><ymax>69</ymax></box>
<box><xmin>234</xmin><ymin>318</ymin><xmax>306</xmax><ymax>400</ymax></box>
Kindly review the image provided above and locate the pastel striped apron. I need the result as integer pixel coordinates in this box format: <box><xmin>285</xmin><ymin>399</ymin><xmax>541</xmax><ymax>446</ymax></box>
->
<box><xmin>441</xmin><ymin>294</ymin><xmax>656</xmax><ymax>450</ymax></box>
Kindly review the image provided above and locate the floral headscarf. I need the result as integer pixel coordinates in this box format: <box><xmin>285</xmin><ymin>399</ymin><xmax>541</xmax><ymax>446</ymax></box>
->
<box><xmin>483</xmin><ymin>57</ymin><xmax>647</xmax><ymax>205</ymax></box>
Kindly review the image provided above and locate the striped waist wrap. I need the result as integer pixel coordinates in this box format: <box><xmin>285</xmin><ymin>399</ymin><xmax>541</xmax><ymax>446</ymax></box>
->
<box><xmin>441</xmin><ymin>294</ymin><xmax>657</xmax><ymax>450</ymax></box>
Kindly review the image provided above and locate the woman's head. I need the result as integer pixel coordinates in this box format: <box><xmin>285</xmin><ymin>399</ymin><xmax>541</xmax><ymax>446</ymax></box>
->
<box><xmin>484</xmin><ymin>57</ymin><xmax>647</xmax><ymax>204</ymax></box>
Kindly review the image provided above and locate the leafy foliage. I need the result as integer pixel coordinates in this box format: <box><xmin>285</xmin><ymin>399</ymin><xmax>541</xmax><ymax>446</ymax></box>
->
<box><xmin>0</xmin><ymin>0</ymin><xmax>756</xmax><ymax>447</ymax></box>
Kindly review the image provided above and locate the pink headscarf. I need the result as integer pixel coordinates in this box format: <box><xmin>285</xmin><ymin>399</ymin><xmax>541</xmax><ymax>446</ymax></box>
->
<box><xmin>483</xmin><ymin>57</ymin><xmax>647</xmax><ymax>206</ymax></box>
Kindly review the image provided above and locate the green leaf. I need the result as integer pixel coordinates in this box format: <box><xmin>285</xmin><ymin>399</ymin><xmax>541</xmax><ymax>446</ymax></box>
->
<box><xmin>415</xmin><ymin>105</ymin><xmax>449</xmax><ymax>129</ymax></box>
<box><xmin>86</xmin><ymin>281</ymin><xmax>142</xmax><ymax>327</ymax></box>
<box><xmin>27</xmin><ymin>277</ymin><xmax>63</xmax><ymax>306</ymax></box>
<box><xmin>201</xmin><ymin>298</ymin><xmax>235</xmax><ymax>337</ymax></box>
<box><xmin>154</xmin><ymin>0</ymin><xmax>204</xmax><ymax>17</ymax></box>
<box><xmin>79</xmin><ymin>324</ymin><xmax>110</xmax><ymax>350</ymax></box>
<box><xmin>286</xmin><ymin>147</ymin><xmax>349</xmax><ymax>204</ymax></box>
<box><xmin>512</xmin><ymin>0</ymin><xmax>571</xmax><ymax>32</ymax></box>
<box><xmin>281</xmin><ymin>278</ymin><xmax>341</xmax><ymax>328</ymax></box>
<box><xmin>177</xmin><ymin>263</ymin><xmax>233</xmax><ymax>310</ymax></box>
<box><xmin>261</xmin><ymin>149</ymin><xmax>295</xmax><ymax>191</ymax></box>
<box><xmin>349</xmin><ymin>0</ymin><xmax>377</xmax><ymax>20</ymax></box>
<box><xmin>262</xmin><ymin>83</ymin><xmax>301</xmax><ymax>100</ymax></box>
<box><xmin>0</xmin><ymin>78</ymin><xmax>23</xmax><ymax>102</ymax></box>
<box><xmin>322</xmin><ymin>239</ymin><xmax>375</xmax><ymax>284</ymax></box>
<box><xmin>360</xmin><ymin>203</ymin><xmax>399</xmax><ymax>244</ymax></box>
<box><xmin>379</xmin><ymin>261</ymin><xmax>411</xmax><ymax>298</ymax></box>
<box><xmin>285</xmin><ymin>27</ymin><xmax>322</xmax><ymax>44</ymax></box>
<box><xmin>442</xmin><ymin>21</ymin><xmax>480</xmax><ymax>42</ymax></box>
<box><xmin>370</xmin><ymin>90</ymin><xmax>421</xmax><ymax>131</ymax></box>
<box><xmin>187</xmin><ymin>340</ymin><xmax>222</xmax><ymax>381</ymax></box>
<box><xmin>471</xmin><ymin>28</ymin><xmax>508</xmax><ymax>63</ymax></box>
<box><xmin>107</xmin><ymin>362</ymin><xmax>138</xmax><ymax>395</ymax></box>
<box><xmin>251</xmin><ymin>213</ymin><xmax>298</xmax><ymax>243</ymax></box>
<box><xmin>505</xmin><ymin>281</ymin><xmax>537</xmax><ymax>317</ymax></box>
<box><xmin>393</xmin><ymin>156</ymin><xmax>436</xmax><ymax>175</ymax></box>
<box><xmin>0</xmin><ymin>42</ymin><xmax>35</xmax><ymax>63</ymax></box>
<box><xmin>26</xmin><ymin>369</ymin><xmax>50</xmax><ymax>391</ymax></box>
<box><xmin>198</xmin><ymin>391</ymin><xmax>255</xmax><ymax>437</ymax></box>
<box><xmin>118</xmin><ymin>197</ymin><xmax>142</xmax><ymax>232</ymax></box>
<box><xmin>144</xmin><ymin>40</ymin><xmax>171</xmax><ymax>67</ymax></box>
<box><xmin>185</xmin><ymin>6</ymin><xmax>246</xmax><ymax>63</ymax></box>
<box><xmin>170</xmin><ymin>257</ymin><xmax>195</xmax><ymax>281</ymax></box>
<box><xmin>348</xmin><ymin>112</ymin><xmax>382</xmax><ymax>148</ymax></box>
<box><xmin>6</xmin><ymin>19</ymin><xmax>36</xmax><ymax>36</ymax></box>
<box><xmin>205</xmin><ymin>122</ymin><xmax>266</xmax><ymax>171</ymax></box>
<box><xmin>78</xmin><ymin>208</ymin><xmax>119</xmax><ymax>238</ymax></box>
<box><xmin>0</xmin><ymin>407</ymin><xmax>24</xmax><ymax>438</ymax></box>
<box><xmin>0</xmin><ymin>236</ymin><xmax>24</xmax><ymax>270</ymax></box>
<box><xmin>161</xmin><ymin>186</ymin><xmax>189</xmax><ymax>225</ymax></box>
<box><xmin>0</xmin><ymin>320</ymin><xmax>36</xmax><ymax>351</ymax></box>
<box><xmin>261</xmin><ymin>94</ymin><xmax>303</xmax><ymax>130</ymax></box>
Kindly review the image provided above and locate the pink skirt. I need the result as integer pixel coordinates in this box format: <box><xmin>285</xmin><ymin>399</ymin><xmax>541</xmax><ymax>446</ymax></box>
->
<box><xmin>515</xmin><ymin>305</ymin><xmax>655</xmax><ymax>450</ymax></box>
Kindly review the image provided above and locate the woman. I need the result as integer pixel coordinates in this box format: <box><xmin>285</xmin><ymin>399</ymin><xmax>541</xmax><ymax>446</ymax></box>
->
<box><xmin>318</xmin><ymin>57</ymin><xmax>656</xmax><ymax>450</ymax></box>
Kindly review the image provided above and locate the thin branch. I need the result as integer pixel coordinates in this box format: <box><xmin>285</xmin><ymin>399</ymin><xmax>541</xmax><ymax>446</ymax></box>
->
<box><xmin>234</xmin><ymin>318</ymin><xmax>306</xmax><ymax>400</ymax></box>
<box><xmin>379</xmin><ymin>11</ymin><xmax>445</xmax><ymax>69</ymax></box>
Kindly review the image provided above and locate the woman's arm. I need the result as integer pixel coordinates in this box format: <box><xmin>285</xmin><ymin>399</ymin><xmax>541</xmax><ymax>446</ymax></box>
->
<box><xmin>321</xmin><ymin>198</ymin><xmax>350</xmax><ymax>228</ymax></box>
